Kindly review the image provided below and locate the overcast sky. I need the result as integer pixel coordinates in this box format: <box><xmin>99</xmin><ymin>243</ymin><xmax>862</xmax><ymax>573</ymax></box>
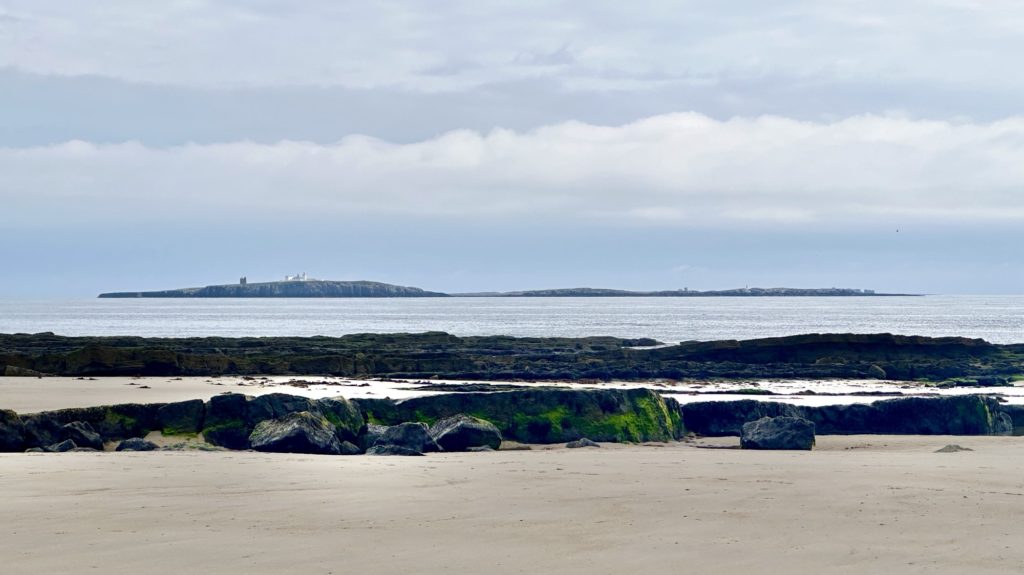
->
<box><xmin>2</xmin><ymin>0</ymin><xmax>1023</xmax><ymax>295</ymax></box>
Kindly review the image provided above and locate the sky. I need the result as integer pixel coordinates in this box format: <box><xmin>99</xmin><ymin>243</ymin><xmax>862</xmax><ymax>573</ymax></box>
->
<box><xmin>2</xmin><ymin>0</ymin><xmax>1023</xmax><ymax>296</ymax></box>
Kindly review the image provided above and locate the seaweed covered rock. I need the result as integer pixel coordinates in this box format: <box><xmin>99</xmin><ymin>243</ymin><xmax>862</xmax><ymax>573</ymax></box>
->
<box><xmin>428</xmin><ymin>414</ymin><xmax>502</xmax><ymax>452</ymax></box>
<box><xmin>202</xmin><ymin>393</ymin><xmax>251</xmax><ymax>449</ymax></box>
<box><xmin>806</xmin><ymin>395</ymin><xmax>1012</xmax><ymax>435</ymax></box>
<box><xmin>116</xmin><ymin>438</ymin><xmax>159</xmax><ymax>451</ymax></box>
<box><xmin>740</xmin><ymin>417</ymin><xmax>815</xmax><ymax>450</ymax></box>
<box><xmin>316</xmin><ymin>397</ymin><xmax>365</xmax><ymax>443</ymax></box>
<box><xmin>158</xmin><ymin>399</ymin><xmax>205</xmax><ymax>435</ymax></box>
<box><xmin>358</xmin><ymin>388</ymin><xmax>683</xmax><ymax>444</ymax></box>
<box><xmin>249</xmin><ymin>411</ymin><xmax>342</xmax><ymax>455</ymax></box>
<box><xmin>21</xmin><ymin>403</ymin><xmax>161</xmax><ymax>447</ymax></box>
<box><xmin>61</xmin><ymin>421</ymin><xmax>104</xmax><ymax>451</ymax></box>
<box><xmin>0</xmin><ymin>409</ymin><xmax>24</xmax><ymax>452</ymax></box>
<box><xmin>369</xmin><ymin>422</ymin><xmax>440</xmax><ymax>454</ymax></box>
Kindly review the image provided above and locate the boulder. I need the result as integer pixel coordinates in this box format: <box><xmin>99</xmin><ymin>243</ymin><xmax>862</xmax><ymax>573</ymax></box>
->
<box><xmin>566</xmin><ymin>438</ymin><xmax>600</xmax><ymax>448</ymax></box>
<box><xmin>370</xmin><ymin>422</ymin><xmax>440</xmax><ymax>454</ymax></box>
<box><xmin>61</xmin><ymin>421</ymin><xmax>104</xmax><ymax>451</ymax></box>
<box><xmin>428</xmin><ymin>414</ymin><xmax>502</xmax><ymax>452</ymax></box>
<box><xmin>316</xmin><ymin>397</ymin><xmax>365</xmax><ymax>443</ymax></box>
<box><xmin>338</xmin><ymin>441</ymin><xmax>361</xmax><ymax>455</ymax></box>
<box><xmin>116</xmin><ymin>438</ymin><xmax>159</xmax><ymax>452</ymax></box>
<box><xmin>357</xmin><ymin>388</ymin><xmax>684</xmax><ymax>444</ymax></box>
<box><xmin>0</xmin><ymin>409</ymin><xmax>24</xmax><ymax>452</ymax></box>
<box><xmin>806</xmin><ymin>395</ymin><xmax>1012</xmax><ymax>435</ymax></box>
<box><xmin>202</xmin><ymin>393</ymin><xmax>251</xmax><ymax>449</ymax></box>
<box><xmin>46</xmin><ymin>439</ymin><xmax>77</xmax><ymax>452</ymax></box>
<box><xmin>365</xmin><ymin>445</ymin><xmax>425</xmax><ymax>456</ymax></box>
<box><xmin>21</xmin><ymin>403</ymin><xmax>162</xmax><ymax>447</ymax></box>
<box><xmin>158</xmin><ymin>400</ymin><xmax>205</xmax><ymax>435</ymax></box>
<box><xmin>249</xmin><ymin>411</ymin><xmax>342</xmax><ymax>455</ymax></box>
<box><xmin>681</xmin><ymin>400</ymin><xmax>803</xmax><ymax>436</ymax></box>
<box><xmin>362</xmin><ymin>424</ymin><xmax>389</xmax><ymax>451</ymax></box>
<box><xmin>246</xmin><ymin>393</ymin><xmax>318</xmax><ymax>427</ymax></box>
<box><xmin>740</xmin><ymin>417</ymin><xmax>815</xmax><ymax>450</ymax></box>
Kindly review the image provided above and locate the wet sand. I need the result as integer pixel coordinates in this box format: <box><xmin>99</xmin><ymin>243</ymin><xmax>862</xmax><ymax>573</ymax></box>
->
<box><xmin>2</xmin><ymin>436</ymin><xmax>1023</xmax><ymax>574</ymax></box>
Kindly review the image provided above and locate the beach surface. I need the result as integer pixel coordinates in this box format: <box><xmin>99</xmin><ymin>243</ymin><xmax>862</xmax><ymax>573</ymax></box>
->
<box><xmin>2</xmin><ymin>435</ymin><xmax>1023</xmax><ymax>574</ymax></box>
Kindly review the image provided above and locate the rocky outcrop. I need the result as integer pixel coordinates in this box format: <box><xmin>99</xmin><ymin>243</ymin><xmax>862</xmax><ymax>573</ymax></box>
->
<box><xmin>20</xmin><ymin>403</ymin><xmax>163</xmax><ymax>448</ymax></box>
<box><xmin>158</xmin><ymin>400</ymin><xmax>205</xmax><ymax>435</ymax></box>
<box><xmin>99</xmin><ymin>280</ymin><xmax>447</xmax><ymax>298</ymax></box>
<box><xmin>740</xmin><ymin>417</ymin><xmax>815</xmax><ymax>450</ymax></box>
<box><xmin>0</xmin><ymin>409</ymin><xmax>24</xmax><ymax>452</ymax></box>
<box><xmin>358</xmin><ymin>388</ymin><xmax>683</xmax><ymax>444</ymax></box>
<box><xmin>683</xmin><ymin>395</ymin><xmax>1013</xmax><ymax>437</ymax></box>
<box><xmin>366</xmin><ymin>422</ymin><xmax>440</xmax><ymax>455</ymax></box>
<box><xmin>116</xmin><ymin>438</ymin><xmax>158</xmax><ymax>451</ymax></box>
<box><xmin>201</xmin><ymin>393</ymin><xmax>365</xmax><ymax>449</ymax></box>
<box><xmin>680</xmin><ymin>400</ymin><xmax>802</xmax><ymax>437</ymax></box>
<box><xmin>249</xmin><ymin>411</ymin><xmax>343</xmax><ymax>455</ymax></box>
<box><xmin>202</xmin><ymin>394</ymin><xmax>251</xmax><ymax>449</ymax></box>
<box><xmin>428</xmin><ymin>414</ymin><xmax>502</xmax><ymax>452</ymax></box>
<box><xmin>61</xmin><ymin>421</ymin><xmax>104</xmax><ymax>451</ymax></box>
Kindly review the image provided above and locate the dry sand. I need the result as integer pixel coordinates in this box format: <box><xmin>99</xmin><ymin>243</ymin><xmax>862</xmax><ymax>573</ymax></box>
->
<box><xmin>3</xmin><ymin>436</ymin><xmax>1024</xmax><ymax>574</ymax></box>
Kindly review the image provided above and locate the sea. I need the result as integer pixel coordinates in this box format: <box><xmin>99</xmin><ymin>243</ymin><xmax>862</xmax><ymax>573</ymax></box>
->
<box><xmin>0</xmin><ymin>295</ymin><xmax>1021</xmax><ymax>344</ymax></box>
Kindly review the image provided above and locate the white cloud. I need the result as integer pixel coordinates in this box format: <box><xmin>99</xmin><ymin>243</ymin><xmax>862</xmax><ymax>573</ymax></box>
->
<box><xmin>4</xmin><ymin>113</ymin><xmax>1024</xmax><ymax>228</ymax></box>
<box><xmin>2</xmin><ymin>0</ymin><xmax>1024</xmax><ymax>93</ymax></box>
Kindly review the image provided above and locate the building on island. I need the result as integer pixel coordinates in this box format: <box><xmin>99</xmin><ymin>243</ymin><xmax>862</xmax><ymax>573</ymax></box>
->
<box><xmin>284</xmin><ymin>272</ymin><xmax>311</xmax><ymax>281</ymax></box>
<box><xmin>239</xmin><ymin>276</ymin><xmax>247</xmax><ymax>285</ymax></box>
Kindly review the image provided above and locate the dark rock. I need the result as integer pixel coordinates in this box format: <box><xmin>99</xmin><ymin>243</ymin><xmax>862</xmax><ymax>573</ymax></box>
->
<box><xmin>566</xmin><ymin>438</ymin><xmax>600</xmax><ymax>448</ymax></box>
<box><xmin>365</xmin><ymin>445</ymin><xmax>425</xmax><ymax>456</ymax></box>
<box><xmin>867</xmin><ymin>364</ymin><xmax>887</xmax><ymax>379</ymax></box>
<box><xmin>0</xmin><ymin>409</ymin><xmax>25</xmax><ymax>452</ymax></box>
<box><xmin>46</xmin><ymin>439</ymin><xmax>77</xmax><ymax>452</ymax></box>
<box><xmin>741</xmin><ymin>417</ymin><xmax>816</xmax><ymax>450</ymax></box>
<box><xmin>158</xmin><ymin>399</ymin><xmax>205</xmax><ymax>435</ymax></box>
<box><xmin>116</xmin><ymin>438</ymin><xmax>159</xmax><ymax>451</ymax></box>
<box><xmin>339</xmin><ymin>441</ymin><xmax>361</xmax><ymax>455</ymax></box>
<box><xmin>21</xmin><ymin>403</ymin><xmax>162</xmax><ymax>447</ymax></box>
<box><xmin>315</xmin><ymin>397</ymin><xmax>365</xmax><ymax>443</ymax></box>
<box><xmin>357</xmin><ymin>388</ymin><xmax>683</xmax><ymax>444</ymax></box>
<box><xmin>246</xmin><ymin>393</ymin><xmax>318</xmax><ymax>427</ymax></box>
<box><xmin>681</xmin><ymin>400</ymin><xmax>803</xmax><ymax>436</ymax></box>
<box><xmin>428</xmin><ymin>414</ymin><xmax>502</xmax><ymax>452</ymax></box>
<box><xmin>362</xmin><ymin>424</ymin><xmax>389</xmax><ymax>451</ymax></box>
<box><xmin>806</xmin><ymin>395</ymin><xmax>1012</xmax><ymax>435</ymax></box>
<box><xmin>370</xmin><ymin>422</ymin><xmax>440</xmax><ymax>453</ymax></box>
<box><xmin>466</xmin><ymin>446</ymin><xmax>495</xmax><ymax>452</ymax></box>
<box><xmin>249</xmin><ymin>411</ymin><xmax>342</xmax><ymax>455</ymax></box>
<box><xmin>61</xmin><ymin>421</ymin><xmax>104</xmax><ymax>450</ymax></box>
<box><xmin>202</xmin><ymin>393</ymin><xmax>251</xmax><ymax>449</ymax></box>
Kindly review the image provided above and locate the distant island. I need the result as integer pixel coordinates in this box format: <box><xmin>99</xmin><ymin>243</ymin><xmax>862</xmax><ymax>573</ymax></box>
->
<box><xmin>98</xmin><ymin>275</ymin><xmax>913</xmax><ymax>298</ymax></box>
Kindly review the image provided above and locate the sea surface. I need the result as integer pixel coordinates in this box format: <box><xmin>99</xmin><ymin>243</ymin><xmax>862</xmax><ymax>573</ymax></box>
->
<box><xmin>0</xmin><ymin>295</ymin><xmax>1022</xmax><ymax>343</ymax></box>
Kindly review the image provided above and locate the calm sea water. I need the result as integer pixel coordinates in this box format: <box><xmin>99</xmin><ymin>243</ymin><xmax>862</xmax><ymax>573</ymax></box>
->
<box><xmin>0</xmin><ymin>296</ymin><xmax>1021</xmax><ymax>344</ymax></box>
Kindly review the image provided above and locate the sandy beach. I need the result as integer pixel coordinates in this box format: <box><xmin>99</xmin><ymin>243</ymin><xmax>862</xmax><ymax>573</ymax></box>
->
<box><xmin>2</xmin><ymin>435</ymin><xmax>1022</xmax><ymax>574</ymax></box>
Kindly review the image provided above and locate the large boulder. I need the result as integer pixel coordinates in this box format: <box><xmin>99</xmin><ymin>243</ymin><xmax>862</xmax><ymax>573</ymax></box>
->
<box><xmin>741</xmin><ymin>417</ymin><xmax>816</xmax><ymax>450</ymax></box>
<box><xmin>21</xmin><ymin>403</ymin><xmax>162</xmax><ymax>447</ymax></box>
<box><xmin>429</xmin><ymin>414</ymin><xmax>502</xmax><ymax>452</ymax></box>
<box><xmin>61</xmin><ymin>421</ymin><xmax>104</xmax><ymax>451</ymax></box>
<box><xmin>246</xmin><ymin>393</ymin><xmax>318</xmax><ymax>427</ymax></box>
<box><xmin>202</xmin><ymin>393</ymin><xmax>251</xmax><ymax>449</ymax></box>
<box><xmin>805</xmin><ymin>395</ymin><xmax>1013</xmax><ymax>435</ymax></box>
<box><xmin>0</xmin><ymin>409</ymin><xmax>25</xmax><ymax>452</ymax></box>
<box><xmin>158</xmin><ymin>399</ymin><xmax>205</xmax><ymax>435</ymax></box>
<box><xmin>681</xmin><ymin>400</ymin><xmax>803</xmax><ymax>436</ymax></box>
<box><xmin>357</xmin><ymin>388</ymin><xmax>684</xmax><ymax>444</ymax></box>
<box><xmin>249</xmin><ymin>411</ymin><xmax>343</xmax><ymax>455</ymax></box>
<box><xmin>316</xmin><ymin>397</ymin><xmax>365</xmax><ymax>443</ymax></box>
<box><xmin>369</xmin><ymin>422</ymin><xmax>440</xmax><ymax>454</ymax></box>
<box><xmin>116</xmin><ymin>438</ymin><xmax>159</xmax><ymax>452</ymax></box>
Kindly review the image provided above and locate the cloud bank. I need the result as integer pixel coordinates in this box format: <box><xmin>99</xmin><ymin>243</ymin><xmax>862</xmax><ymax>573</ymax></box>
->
<box><xmin>5</xmin><ymin>113</ymin><xmax>1024</xmax><ymax>228</ymax></box>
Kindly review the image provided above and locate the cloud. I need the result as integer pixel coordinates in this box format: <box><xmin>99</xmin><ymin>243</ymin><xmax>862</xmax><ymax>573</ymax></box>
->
<box><xmin>2</xmin><ymin>0</ymin><xmax>1024</xmax><ymax>94</ymax></box>
<box><xmin>4</xmin><ymin>113</ymin><xmax>1024</xmax><ymax>229</ymax></box>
